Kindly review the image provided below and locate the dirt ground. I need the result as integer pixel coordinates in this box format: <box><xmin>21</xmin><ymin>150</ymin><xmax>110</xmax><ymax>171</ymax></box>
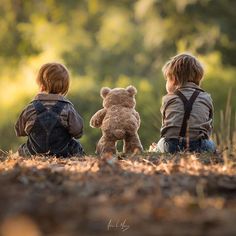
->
<box><xmin>0</xmin><ymin>153</ymin><xmax>235</xmax><ymax>236</ymax></box>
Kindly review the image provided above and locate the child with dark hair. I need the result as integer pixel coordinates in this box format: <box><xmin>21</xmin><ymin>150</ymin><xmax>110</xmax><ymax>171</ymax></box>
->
<box><xmin>150</xmin><ymin>53</ymin><xmax>216</xmax><ymax>153</ymax></box>
<box><xmin>15</xmin><ymin>62</ymin><xmax>84</xmax><ymax>157</ymax></box>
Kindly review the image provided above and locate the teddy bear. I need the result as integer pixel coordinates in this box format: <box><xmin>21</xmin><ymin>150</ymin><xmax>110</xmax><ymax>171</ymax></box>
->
<box><xmin>90</xmin><ymin>85</ymin><xmax>143</xmax><ymax>155</ymax></box>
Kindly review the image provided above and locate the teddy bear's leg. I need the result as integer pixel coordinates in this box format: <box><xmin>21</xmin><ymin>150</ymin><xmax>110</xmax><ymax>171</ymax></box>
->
<box><xmin>123</xmin><ymin>133</ymin><xmax>143</xmax><ymax>153</ymax></box>
<box><xmin>96</xmin><ymin>135</ymin><xmax>116</xmax><ymax>155</ymax></box>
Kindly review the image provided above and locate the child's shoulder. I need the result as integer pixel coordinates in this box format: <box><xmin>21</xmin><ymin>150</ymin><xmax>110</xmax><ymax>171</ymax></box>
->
<box><xmin>21</xmin><ymin>100</ymin><xmax>35</xmax><ymax>113</ymax></box>
<box><xmin>199</xmin><ymin>90</ymin><xmax>212</xmax><ymax>99</ymax></box>
<box><xmin>161</xmin><ymin>88</ymin><xmax>213</xmax><ymax>110</ymax></box>
<box><xmin>180</xmin><ymin>83</ymin><xmax>213</xmax><ymax>102</ymax></box>
<box><xmin>162</xmin><ymin>93</ymin><xmax>178</xmax><ymax>105</ymax></box>
<box><xmin>194</xmin><ymin>89</ymin><xmax>213</xmax><ymax>106</ymax></box>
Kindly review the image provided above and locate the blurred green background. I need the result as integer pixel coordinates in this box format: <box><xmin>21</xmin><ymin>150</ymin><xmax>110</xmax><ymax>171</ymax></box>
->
<box><xmin>0</xmin><ymin>0</ymin><xmax>235</xmax><ymax>153</ymax></box>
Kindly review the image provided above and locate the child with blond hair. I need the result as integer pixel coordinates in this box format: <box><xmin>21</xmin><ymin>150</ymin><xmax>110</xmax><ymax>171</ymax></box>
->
<box><xmin>15</xmin><ymin>62</ymin><xmax>84</xmax><ymax>157</ymax></box>
<box><xmin>150</xmin><ymin>53</ymin><xmax>216</xmax><ymax>153</ymax></box>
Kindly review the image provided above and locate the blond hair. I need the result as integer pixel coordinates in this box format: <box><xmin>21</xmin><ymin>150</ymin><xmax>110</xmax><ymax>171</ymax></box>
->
<box><xmin>162</xmin><ymin>53</ymin><xmax>204</xmax><ymax>86</ymax></box>
<box><xmin>36</xmin><ymin>63</ymin><xmax>70</xmax><ymax>96</ymax></box>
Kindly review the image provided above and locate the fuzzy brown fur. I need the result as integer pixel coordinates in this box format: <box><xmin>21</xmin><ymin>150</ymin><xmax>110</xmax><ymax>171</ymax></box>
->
<box><xmin>90</xmin><ymin>85</ymin><xmax>143</xmax><ymax>155</ymax></box>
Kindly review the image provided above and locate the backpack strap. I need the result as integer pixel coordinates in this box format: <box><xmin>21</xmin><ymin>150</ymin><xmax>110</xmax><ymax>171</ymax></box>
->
<box><xmin>33</xmin><ymin>101</ymin><xmax>47</xmax><ymax>115</ymax></box>
<box><xmin>174</xmin><ymin>89</ymin><xmax>201</xmax><ymax>138</ymax></box>
<box><xmin>50</xmin><ymin>101</ymin><xmax>67</xmax><ymax>115</ymax></box>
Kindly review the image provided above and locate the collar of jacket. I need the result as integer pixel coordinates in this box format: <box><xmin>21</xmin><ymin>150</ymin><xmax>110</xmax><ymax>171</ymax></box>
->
<box><xmin>178</xmin><ymin>82</ymin><xmax>205</xmax><ymax>92</ymax></box>
<box><xmin>33</xmin><ymin>92</ymin><xmax>72</xmax><ymax>105</ymax></box>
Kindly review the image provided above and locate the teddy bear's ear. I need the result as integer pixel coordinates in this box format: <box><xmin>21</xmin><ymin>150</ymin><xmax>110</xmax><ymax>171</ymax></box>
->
<box><xmin>100</xmin><ymin>87</ymin><xmax>111</xmax><ymax>98</ymax></box>
<box><xmin>126</xmin><ymin>85</ymin><xmax>137</xmax><ymax>96</ymax></box>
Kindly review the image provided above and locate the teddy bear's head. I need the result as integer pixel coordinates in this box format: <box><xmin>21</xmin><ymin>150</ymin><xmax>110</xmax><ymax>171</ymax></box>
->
<box><xmin>100</xmin><ymin>85</ymin><xmax>137</xmax><ymax>109</ymax></box>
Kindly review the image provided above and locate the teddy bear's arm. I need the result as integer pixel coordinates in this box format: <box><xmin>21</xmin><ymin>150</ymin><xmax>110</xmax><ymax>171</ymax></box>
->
<box><xmin>90</xmin><ymin>109</ymin><xmax>107</xmax><ymax>128</ymax></box>
<box><xmin>134</xmin><ymin>111</ymin><xmax>141</xmax><ymax>127</ymax></box>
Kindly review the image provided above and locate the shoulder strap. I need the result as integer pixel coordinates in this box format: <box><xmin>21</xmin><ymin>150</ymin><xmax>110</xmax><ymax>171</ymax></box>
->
<box><xmin>174</xmin><ymin>90</ymin><xmax>200</xmax><ymax>137</ymax></box>
<box><xmin>174</xmin><ymin>90</ymin><xmax>188</xmax><ymax>109</ymax></box>
<box><xmin>50</xmin><ymin>101</ymin><xmax>67</xmax><ymax>115</ymax></box>
<box><xmin>33</xmin><ymin>101</ymin><xmax>47</xmax><ymax>115</ymax></box>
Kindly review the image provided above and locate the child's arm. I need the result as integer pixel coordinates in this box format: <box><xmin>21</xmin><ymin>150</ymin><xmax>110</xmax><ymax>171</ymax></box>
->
<box><xmin>15</xmin><ymin>109</ymin><xmax>28</xmax><ymax>137</ymax></box>
<box><xmin>68</xmin><ymin>106</ymin><xmax>84</xmax><ymax>139</ymax></box>
<box><xmin>208</xmin><ymin>94</ymin><xmax>214</xmax><ymax>131</ymax></box>
<box><xmin>90</xmin><ymin>109</ymin><xmax>106</xmax><ymax>128</ymax></box>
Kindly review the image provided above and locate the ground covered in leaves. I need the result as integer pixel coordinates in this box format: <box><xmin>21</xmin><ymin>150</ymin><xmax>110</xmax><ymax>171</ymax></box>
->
<box><xmin>0</xmin><ymin>153</ymin><xmax>235</xmax><ymax>236</ymax></box>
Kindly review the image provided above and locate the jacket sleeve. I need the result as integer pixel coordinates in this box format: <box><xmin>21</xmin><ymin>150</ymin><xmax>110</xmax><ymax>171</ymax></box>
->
<box><xmin>15</xmin><ymin>108</ymin><xmax>28</xmax><ymax>137</ymax></box>
<box><xmin>160</xmin><ymin>95</ymin><xmax>175</xmax><ymax>123</ymax></box>
<box><xmin>208</xmin><ymin>94</ymin><xmax>214</xmax><ymax>130</ymax></box>
<box><xmin>68</xmin><ymin>105</ymin><xmax>84</xmax><ymax>139</ymax></box>
<box><xmin>160</xmin><ymin>97</ymin><xmax>166</xmax><ymax>116</ymax></box>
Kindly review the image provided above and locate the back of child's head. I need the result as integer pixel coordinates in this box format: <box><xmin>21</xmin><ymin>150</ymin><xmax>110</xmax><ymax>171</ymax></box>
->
<box><xmin>36</xmin><ymin>62</ymin><xmax>70</xmax><ymax>95</ymax></box>
<box><xmin>162</xmin><ymin>53</ymin><xmax>204</xmax><ymax>86</ymax></box>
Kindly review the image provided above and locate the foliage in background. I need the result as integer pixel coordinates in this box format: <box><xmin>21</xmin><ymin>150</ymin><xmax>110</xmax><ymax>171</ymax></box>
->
<box><xmin>0</xmin><ymin>0</ymin><xmax>235</xmax><ymax>153</ymax></box>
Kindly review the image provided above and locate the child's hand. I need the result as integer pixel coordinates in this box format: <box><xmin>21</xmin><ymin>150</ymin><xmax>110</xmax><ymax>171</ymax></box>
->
<box><xmin>149</xmin><ymin>142</ymin><xmax>158</xmax><ymax>152</ymax></box>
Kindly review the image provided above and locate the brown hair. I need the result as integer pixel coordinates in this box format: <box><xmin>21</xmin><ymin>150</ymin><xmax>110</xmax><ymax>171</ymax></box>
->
<box><xmin>36</xmin><ymin>63</ymin><xmax>70</xmax><ymax>96</ymax></box>
<box><xmin>162</xmin><ymin>53</ymin><xmax>204</xmax><ymax>86</ymax></box>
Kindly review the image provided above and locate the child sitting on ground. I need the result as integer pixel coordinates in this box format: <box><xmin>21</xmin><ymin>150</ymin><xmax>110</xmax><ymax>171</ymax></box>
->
<box><xmin>150</xmin><ymin>53</ymin><xmax>216</xmax><ymax>153</ymax></box>
<box><xmin>15</xmin><ymin>62</ymin><xmax>84</xmax><ymax>157</ymax></box>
